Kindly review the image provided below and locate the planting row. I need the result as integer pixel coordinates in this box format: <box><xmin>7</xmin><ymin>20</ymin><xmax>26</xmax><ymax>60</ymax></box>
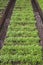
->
<box><xmin>4</xmin><ymin>0</ymin><xmax>40</xmax><ymax>46</ymax></box>
<box><xmin>0</xmin><ymin>0</ymin><xmax>42</xmax><ymax>65</ymax></box>
<box><xmin>0</xmin><ymin>45</ymin><xmax>42</xmax><ymax>65</ymax></box>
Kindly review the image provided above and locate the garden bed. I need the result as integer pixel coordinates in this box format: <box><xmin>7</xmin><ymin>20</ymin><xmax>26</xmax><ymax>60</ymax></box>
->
<box><xmin>0</xmin><ymin>0</ymin><xmax>43</xmax><ymax>65</ymax></box>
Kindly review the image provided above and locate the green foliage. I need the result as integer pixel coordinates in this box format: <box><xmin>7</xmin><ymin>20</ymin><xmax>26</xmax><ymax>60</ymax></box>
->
<box><xmin>0</xmin><ymin>45</ymin><xmax>42</xmax><ymax>55</ymax></box>
<box><xmin>38</xmin><ymin>0</ymin><xmax>43</xmax><ymax>10</ymax></box>
<box><xmin>0</xmin><ymin>0</ymin><xmax>42</xmax><ymax>65</ymax></box>
<box><xmin>0</xmin><ymin>0</ymin><xmax>9</xmax><ymax>18</ymax></box>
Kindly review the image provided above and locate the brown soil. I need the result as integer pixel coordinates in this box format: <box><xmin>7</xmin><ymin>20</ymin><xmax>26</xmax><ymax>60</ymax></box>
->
<box><xmin>0</xmin><ymin>0</ymin><xmax>16</xmax><ymax>49</ymax></box>
<box><xmin>31</xmin><ymin>0</ymin><xmax>43</xmax><ymax>61</ymax></box>
<box><xmin>31</xmin><ymin>0</ymin><xmax>43</xmax><ymax>47</ymax></box>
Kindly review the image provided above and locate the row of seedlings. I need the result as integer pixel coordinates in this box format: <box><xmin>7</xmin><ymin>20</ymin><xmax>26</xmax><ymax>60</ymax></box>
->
<box><xmin>0</xmin><ymin>0</ymin><xmax>42</xmax><ymax>65</ymax></box>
